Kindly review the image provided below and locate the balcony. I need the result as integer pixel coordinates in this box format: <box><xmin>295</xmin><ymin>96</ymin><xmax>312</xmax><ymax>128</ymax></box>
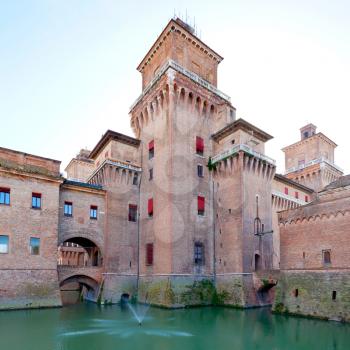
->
<box><xmin>285</xmin><ymin>157</ymin><xmax>343</xmax><ymax>175</ymax></box>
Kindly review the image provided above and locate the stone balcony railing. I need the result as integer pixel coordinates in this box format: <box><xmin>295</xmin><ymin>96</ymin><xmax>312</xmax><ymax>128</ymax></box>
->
<box><xmin>211</xmin><ymin>144</ymin><xmax>276</xmax><ymax>166</ymax></box>
<box><xmin>271</xmin><ymin>189</ymin><xmax>307</xmax><ymax>206</ymax></box>
<box><xmin>130</xmin><ymin>59</ymin><xmax>231</xmax><ymax>111</ymax></box>
<box><xmin>285</xmin><ymin>157</ymin><xmax>343</xmax><ymax>175</ymax></box>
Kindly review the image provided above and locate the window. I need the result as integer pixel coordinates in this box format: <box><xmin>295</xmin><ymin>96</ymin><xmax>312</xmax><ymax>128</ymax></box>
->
<box><xmin>64</xmin><ymin>202</ymin><xmax>73</xmax><ymax>217</ymax></box>
<box><xmin>0</xmin><ymin>188</ymin><xmax>10</xmax><ymax>205</ymax></box>
<box><xmin>303</xmin><ymin>131</ymin><xmax>309</xmax><ymax>139</ymax></box>
<box><xmin>305</xmin><ymin>195</ymin><xmax>309</xmax><ymax>202</ymax></box>
<box><xmin>146</xmin><ymin>243</ymin><xmax>153</xmax><ymax>266</ymax></box>
<box><xmin>194</xmin><ymin>242</ymin><xmax>204</xmax><ymax>265</ymax></box>
<box><xmin>30</xmin><ymin>237</ymin><xmax>40</xmax><ymax>255</ymax></box>
<box><xmin>196</xmin><ymin>136</ymin><xmax>204</xmax><ymax>156</ymax></box>
<box><xmin>231</xmin><ymin>139</ymin><xmax>235</xmax><ymax>144</ymax></box>
<box><xmin>0</xmin><ymin>235</ymin><xmax>9</xmax><ymax>254</ymax></box>
<box><xmin>197</xmin><ymin>164</ymin><xmax>204</xmax><ymax>177</ymax></box>
<box><xmin>323</xmin><ymin>250</ymin><xmax>331</xmax><ymax>265</ymax></box>
<box><xmin>332</xmin><ymin>291</ymin><xmax>337</xmax><ymax>301</ymax></box>
<box><xmin>149</xmin><ymin>168</ymin><xmax>153</xmax><ymax>181</ymax></box>
<box><xmin>128</xmin><ymin>204</ymin><xmax>137</xmax><ymax>222</ymax></box>
<box><xmin>198</xmin><ymin>196</ymin><xmax>205</xmax><ymax>216</ymax></box>
<box><xmin>295</xmin><ymin>191</ymin><xmax>299</xmax><ymax>199</ymax></box>
<box><xmin>32</xmin><ymin>193</ymin><xmax>41</xmax><ymax>209</ymax></box>
<box><xmin>90</xmin><ymin>205</ymin><xmax>98</xmax><ymax>220</ymax></box>
<box><xmin>132</xmin><ymin>173</ymin><xmax>138</xmax><ymax>186</ymax></box>
<box><xmin>284</xmin><ymin>187</ymin><xmax>289</xmax><ymax>195</ymax></box>
<box><xmin>294</xmin><ymin>289</ymin><xmax>299</xmax><ymax>297</ymax></box>
<box><xmin>148</xmin><ymin>198</ymin><xmax>153</xmax><ymax>217</ymax></box>
<box><xmin>149</xmin><ymin>140</ymin><xmax>154</xmax><ymax>159</ymax></box>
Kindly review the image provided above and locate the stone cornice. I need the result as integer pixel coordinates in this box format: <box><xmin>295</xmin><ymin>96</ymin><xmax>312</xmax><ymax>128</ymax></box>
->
<box><xmin>0</xmin><ymin>166</ymin><xmax>63</xmax><ymax>184</ymax></box>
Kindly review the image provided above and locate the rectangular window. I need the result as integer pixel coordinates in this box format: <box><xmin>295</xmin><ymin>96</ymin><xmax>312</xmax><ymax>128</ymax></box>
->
<box><xmin>295</xmin><ymin>191</ymin><xmax>299</xmax><ymax>199</ymax></box>
<box><xmin>90</xmin><ymin>205</ymin><xmax>98</xmax><ymax>219</ymax></box>
<box><xmin>132</xmin><ymin>173</ymin><xmax>138</xmax><ymax>186</ymax></box>
<box><xmin>196</xmin><ymin>136</ymin><xmax>204</xmax><ymax>155</ymax></box>
<box><xmin>305</xmin><ymin>195</ymin><xmax>309</xmax><ymax>202</ymax></box>
<box><xmin>146</xmin><ymin>243</ymin><xmax>154</xmax><ymax>266</ymax></box>
<box><xmin>0</xmin><ymin>188</ymin><xmax>10</xmax><ymax>205</ymax></box>
<box><xmin>198</xmin><ymin>196</ymin><xmax>205</xmax><ymax>216</ymax></box>
<box><xmin>64</xmin><ymin>202</ymin><xmax>73</xmax><ymax>217</ymax></box>
<box><xmin>32</xmin><ymin>193</ymin><xmax>41</xmax><ymax>209</ymax></box>
<box><xmin>284</xmin><ymin>187</ymin><xmax>289</xmax><ymax>195</ymax></box>
<box><xmin>194</xmin><ymin>242</ymin><xmax>204</xmax><ymax>265</ymax></box>
<box><xmin>128</xmin><ymin>204</ymin><xmax>137</xmax><ymax>222</ymax></box>
<box><xmin>323</xmin><ymin>250</ymin><xmax>331</xmax><ymax>265</ymax></box>
<box><xmin>149</xmin><ymin>140</ymin><xmax>154</xmax><ymax>159</ymax></box>
<box><xmin>0</xmin><ymin>235</ymin><xmax>9</xmax><ymax>254</ymax></box>
<box><xmin>149</xmin><ymin>168</ymin><xmax>153</xmax><ymax>181</ymax></box>
<box><xmin>30</xmin><ymin>237</ymin><xmax>40</xmax><ymax>255</ymax></box>
<box><xmin>148</xmin><ymin>198</ymin><xmax>153</xmax><ymax>217</ymax></box>
<box><xmin>197</xmin><ymin>164</ymin><xmax>204</xmax><ymax>178</ymax></box>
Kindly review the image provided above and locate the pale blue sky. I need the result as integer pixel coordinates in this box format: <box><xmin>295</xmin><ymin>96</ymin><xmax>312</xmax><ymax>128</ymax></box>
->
<box><xmin>1</xmin><ymin>0</ymin><xmax>349</xmax><ymax>173</ymax></box>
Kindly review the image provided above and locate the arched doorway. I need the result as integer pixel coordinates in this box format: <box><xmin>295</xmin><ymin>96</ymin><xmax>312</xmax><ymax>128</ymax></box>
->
<box><xmin>60</xmin><ymin>275</ymin><xmax>99</xmax><ymax>305</ymax></box>
<box><xmin>58</xmin><ymin>237</ymin><xmax>102</xmax><ymax>267</ymax></box>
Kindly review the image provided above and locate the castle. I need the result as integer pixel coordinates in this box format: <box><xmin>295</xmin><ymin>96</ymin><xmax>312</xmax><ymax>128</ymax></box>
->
<box><xmin>0</xmin><ymin>18</ymin><xmax>349</xmax><ymax>322</ymax></box>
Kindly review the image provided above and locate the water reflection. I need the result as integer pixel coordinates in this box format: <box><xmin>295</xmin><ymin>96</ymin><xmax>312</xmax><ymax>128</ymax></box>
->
<box><xmin>0</xmin><ymin>304</ymin><xmax>348</xmax><ymax>350</ymax></box>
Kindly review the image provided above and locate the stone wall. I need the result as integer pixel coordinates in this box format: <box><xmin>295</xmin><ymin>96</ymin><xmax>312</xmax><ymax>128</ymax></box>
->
<box><xmin>273</xmin><ymin>270</ymin><xmax>350</xmax><ymax>322</ymax></box>
<box><xmin>0</xmin><ymin>269</ymin><xmax>61</xmax><ymax>310</ymax></box>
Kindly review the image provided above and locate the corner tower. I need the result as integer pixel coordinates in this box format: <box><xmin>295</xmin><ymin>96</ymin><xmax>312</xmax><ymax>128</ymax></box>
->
<box><xmin>282</xmin><ymin>124</ymin><xmax>343</xmax><ymax>191</ymax></box>
<box><xmin>130</xmin><ymin>18</ymin><xmax>235</xmax><ymax>306</ymax></box>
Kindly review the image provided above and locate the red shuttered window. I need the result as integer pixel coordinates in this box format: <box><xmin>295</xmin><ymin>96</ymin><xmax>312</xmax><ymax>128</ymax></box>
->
<box><xmin>198</xmin><ymin>196</ymin><xmax>205</xmax><ymax>216</ymax></box>
<box><xmin>305</xmin><ymin>195</ymin><xmax>309</xmax><ymax>202</ymax></box>
<box><xmin>148</xmin><ymin>198</ymin><xmax>153</xmax><ymax>217</ymax></box>
<box><xmin>295</xmin><ymin>191</ymin><xmax>299</xmax><ymax>199</ymax></box>
<box><xmin>196</xmin><ymin>136</ymin><xmax>204</xmax><ymax>155</ymax></box>
<box><xmin>284</xmin><ymin>187</ymin><xmax>288</xmax><ymax>195</ymax></box>
<box><xmin>146</xmin><ymin>243</ymin><xmax>154</xmax><ymax>266</ymax></box>
<box><xmin>149</xmin><ymin>140</ymin><xmax>154</xmax><ymax>159</ymax></box>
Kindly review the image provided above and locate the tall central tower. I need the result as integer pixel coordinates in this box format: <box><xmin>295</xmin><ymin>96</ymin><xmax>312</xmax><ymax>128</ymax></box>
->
<box><xmin>129</xmin><ymin>18</ymin><xmax>235</xmax><ymax>306</ymax></box>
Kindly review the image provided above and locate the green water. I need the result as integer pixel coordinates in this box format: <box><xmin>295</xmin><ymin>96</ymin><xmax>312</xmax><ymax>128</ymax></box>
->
<box><xmin>0</xmin><ymin>304</ymin><xmax>349</xmax><ymax>350</ymax></box>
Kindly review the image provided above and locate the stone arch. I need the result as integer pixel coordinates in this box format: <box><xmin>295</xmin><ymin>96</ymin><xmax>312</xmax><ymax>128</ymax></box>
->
<box><xmin>58</xmin><ymin>236</ymin><xmax>103</xmax><ymax>267</ymax></box>
<box><xmin>59</xmin><ymin>275</ymin><xmax>99</xmax><ymax>305</ymax></box>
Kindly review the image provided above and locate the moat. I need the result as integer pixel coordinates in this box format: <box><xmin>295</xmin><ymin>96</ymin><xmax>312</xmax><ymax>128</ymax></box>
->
<box><xmin>0</xmin><ymin>304</ymin><xmax>349</xmax><ymax>350</ymax></box>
